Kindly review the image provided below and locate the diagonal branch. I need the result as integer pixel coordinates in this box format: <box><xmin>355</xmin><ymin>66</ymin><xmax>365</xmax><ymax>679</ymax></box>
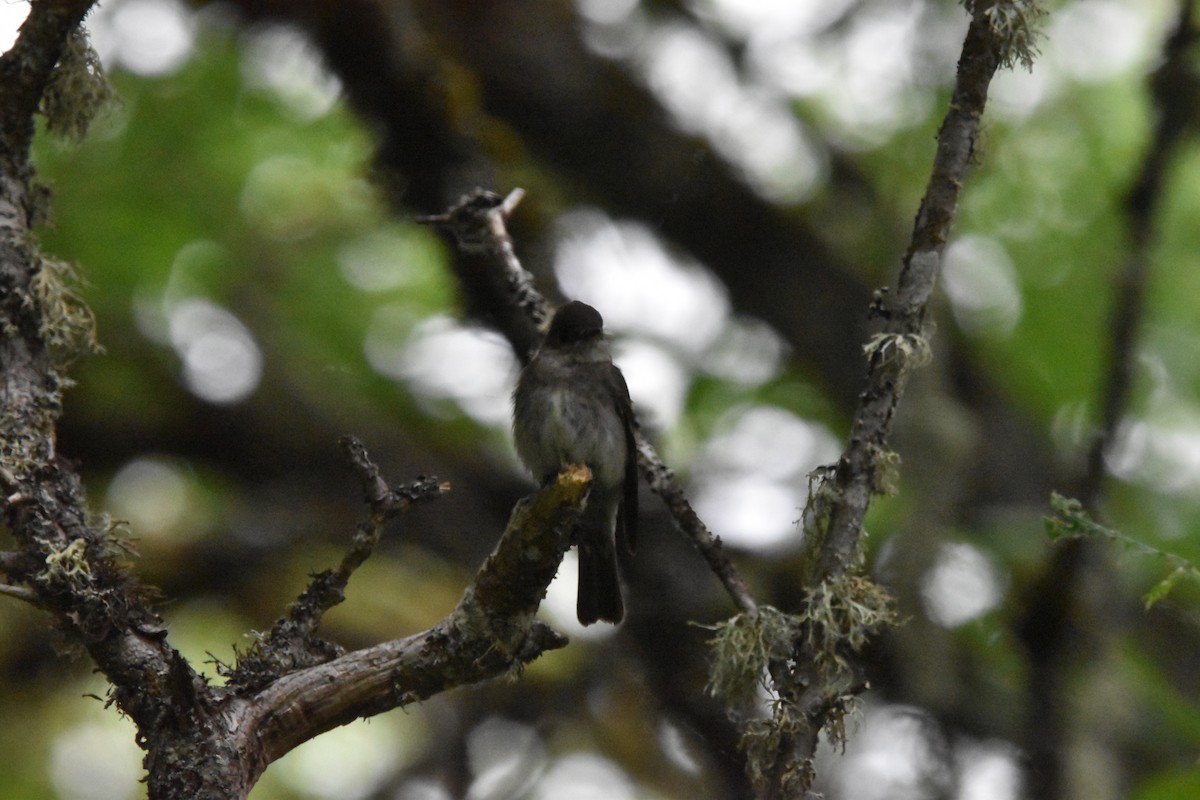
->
<box><xmin>753</xmin><ymin>3</ymin><xmax>1040</xmax><ymax>797</ymax></box>
<box><xmin>814</xmin><ymin>0</ymin><xmax>1019</xmax><ymax>581</ymax></box>
<box><xmin>0</xmin><ymin>582</ymin><xmax>39</xmax><ymax>603</ymax></box>
<box><xmin>0</xmin><ymin>0</ymin><xmax>96</xmax><ymax>154</ymax></box>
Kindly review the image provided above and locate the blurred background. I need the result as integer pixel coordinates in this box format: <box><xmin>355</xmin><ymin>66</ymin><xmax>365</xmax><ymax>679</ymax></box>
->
<box><xmin>3</xmin><ymin>0</ymin><xmax>1200</xmax><ymax>798</ymax></box>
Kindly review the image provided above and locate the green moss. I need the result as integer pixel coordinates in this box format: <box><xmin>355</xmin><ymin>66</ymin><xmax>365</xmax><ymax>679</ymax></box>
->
<box><xmin>39</xmin><ymin>26</ymin><xmax>116</xmax><ymax>141</ymax></box>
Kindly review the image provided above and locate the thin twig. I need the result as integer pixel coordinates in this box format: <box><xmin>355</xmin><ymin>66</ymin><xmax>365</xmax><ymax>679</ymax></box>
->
<box><xmin>339</xmin><ymin>436</ymin><xmax>450</xmax><ymax>522</ymax></box>
<box><xmin>0</xmin><ymin>583</ymin><xmax>38</xmax><ymax>604</ymax></box>
<box><xmin>331</xmin><ymin>436</ymin><xmax>449</xmax><ymax>590</ymax></box>
<box><xmin>226</xmin><ymin>439</ymin><xmax>449</xmax><ymax>689</ymax></box>
<box><xmin>418</xmin><ymin>188</ymin><xmax>548</xmax><ymax>355</ymax></box>
<box><xmin>635</xmin><ymin>435</ymin><xmax>758</xmax><ymax>614</ymax></box>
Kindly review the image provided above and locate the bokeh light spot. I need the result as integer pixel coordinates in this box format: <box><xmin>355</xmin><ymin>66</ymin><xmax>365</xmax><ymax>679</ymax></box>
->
<box><xmin>168</xmin><ymin>298</ymin><xmax>262</xmax><ymax>404</ymax></box>
<box><xmin>106</xmin><ymin>457</ymin><xmax>189</xmax><ymax>539</ymax></box>
<box><xmin>50</xmin><ymin>722</ymin><xmax>142</xmax><ymax>800</ymax></box>
<box><xmin>920</xmin><ymin>542</ymin><xmax>1004</xmax><ymax>628</ymax></box>
<box><xmin>91</xmin><ymin>0</ymin><xmax>196</xmax><ymax>77</ymax></box>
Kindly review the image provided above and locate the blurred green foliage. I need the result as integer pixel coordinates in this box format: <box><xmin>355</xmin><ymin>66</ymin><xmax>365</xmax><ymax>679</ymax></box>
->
<box><xmin>34</xmin><ymin>26</ymin><xmax>457</xmax><ymax>441</ymax></box>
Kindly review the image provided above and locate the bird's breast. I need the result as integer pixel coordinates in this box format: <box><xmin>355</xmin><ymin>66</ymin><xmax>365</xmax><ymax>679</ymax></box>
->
<box><xmin>514</xmin><ymin>376</ymin><xmax>626</xmax><ymax>488</ymax></box>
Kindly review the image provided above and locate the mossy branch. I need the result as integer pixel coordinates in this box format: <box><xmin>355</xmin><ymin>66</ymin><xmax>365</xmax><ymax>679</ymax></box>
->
<box><xmin>714</xmin><ymin>2</ymin><xmax>1046</xmax><ymax>795</ymax></box>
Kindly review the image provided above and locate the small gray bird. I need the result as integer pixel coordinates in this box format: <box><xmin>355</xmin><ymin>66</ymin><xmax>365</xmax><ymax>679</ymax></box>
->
<box><xmin>512</xmin><ymin>301</ymin><xmax>638</xmax><ymax>625</ymax></box>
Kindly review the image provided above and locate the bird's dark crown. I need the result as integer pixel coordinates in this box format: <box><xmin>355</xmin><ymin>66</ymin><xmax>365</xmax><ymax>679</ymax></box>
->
<box><xmin>544</xmin><ymin>301</ymin><xmax>604</xmax><ymax>347</ymax></box>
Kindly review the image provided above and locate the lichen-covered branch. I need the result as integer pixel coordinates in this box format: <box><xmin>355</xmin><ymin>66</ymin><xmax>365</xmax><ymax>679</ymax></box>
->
<box><xmin>1</xmin><ymin>0</ymin><xmax>191</xmax><ymax>744</ymax></box>
<box><xmin>751</xmin><ymin>2</ymin><xmax>1042</xmax><ymax>796</ymax></box>
<box><xmin>0</xmin><ymin>0</ymin><xmax>97</xmax><ymax>154</ymax></box>
<box><xmin>815</xmin><ymin>0</ymin><xmax>1032</xmax><ymax>581</ymax></box>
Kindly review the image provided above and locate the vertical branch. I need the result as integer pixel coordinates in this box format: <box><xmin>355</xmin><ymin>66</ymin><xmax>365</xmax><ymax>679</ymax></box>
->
<box><xmin>1</xmin><ymin>0</ymin><xmax>188</xmax><ymax>735</ymax></box>
<box><xmin>1022</xmin><ymin>5</ymin><xmax>1199</xmax><ymax>799</ymax></box>
<box><xmin>1082</xmin><ymin>0</ymin><xmax>1198</xmax><ymax>505</ymax></box>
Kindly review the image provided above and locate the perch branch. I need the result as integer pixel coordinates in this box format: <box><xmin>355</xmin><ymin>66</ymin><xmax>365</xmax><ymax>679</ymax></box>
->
<box><xmin>235</xmin><ymin>467</ymin><xmax>585</xmax><ymax>779</ymax></box>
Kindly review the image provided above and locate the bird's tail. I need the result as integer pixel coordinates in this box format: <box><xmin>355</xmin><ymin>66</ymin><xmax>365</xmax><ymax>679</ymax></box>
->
<box><xmin>576</xmin><ymin>522</ymin><xmax>623</xmax><ymax>625</ymax></box>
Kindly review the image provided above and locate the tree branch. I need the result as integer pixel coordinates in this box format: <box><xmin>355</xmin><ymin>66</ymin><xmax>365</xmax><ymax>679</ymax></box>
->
<box><xmin>1</xmin><ymin>0</ymin><xmax>193</xmax><ymax>745</ymax></box>
<box><xmin>815</xmin><ymin>0</ymin><xmax>1021</xmax><ymax>580</ymax></box>
<box><xmin>0</xmin><ymin>0</ymin><xmax>96</xmax><ymax>154</ymax></box>
<box><xmin>0</xmin><ymin>582</ymin><xmax>39</xmax><ymax>604</ymax></box>
<box><xmin>235</xmin><ymin>467</ymin><xmax>584</xmax><ymax>781</ymax></box>
<box><xmin>757</xmin><ymin>3</ymin><xmax>1039</xmax><ymax>796</ymax></box>
<box><xmin>1082</xmin><ymin>0</ymin><xmax>1199</xmax><ymax>504</ymax></box>
<box><xmin>226</xmin><ymin>438</ymin><xmax>451</xmax><ymax>690</ymax></box>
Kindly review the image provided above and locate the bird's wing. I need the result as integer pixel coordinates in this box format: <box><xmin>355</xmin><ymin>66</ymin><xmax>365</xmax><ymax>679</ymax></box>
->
<box><xmin>608</xmin><ymin>362</ymin><xmax>638</xmax><ymax>555</ymax></box>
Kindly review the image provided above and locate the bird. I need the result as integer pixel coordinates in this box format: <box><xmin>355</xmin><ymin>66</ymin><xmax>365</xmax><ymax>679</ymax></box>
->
<box><xmin>512</xmin><ymin>301</ymin><xmax>638</xmax><ymax>624</ymax></box>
